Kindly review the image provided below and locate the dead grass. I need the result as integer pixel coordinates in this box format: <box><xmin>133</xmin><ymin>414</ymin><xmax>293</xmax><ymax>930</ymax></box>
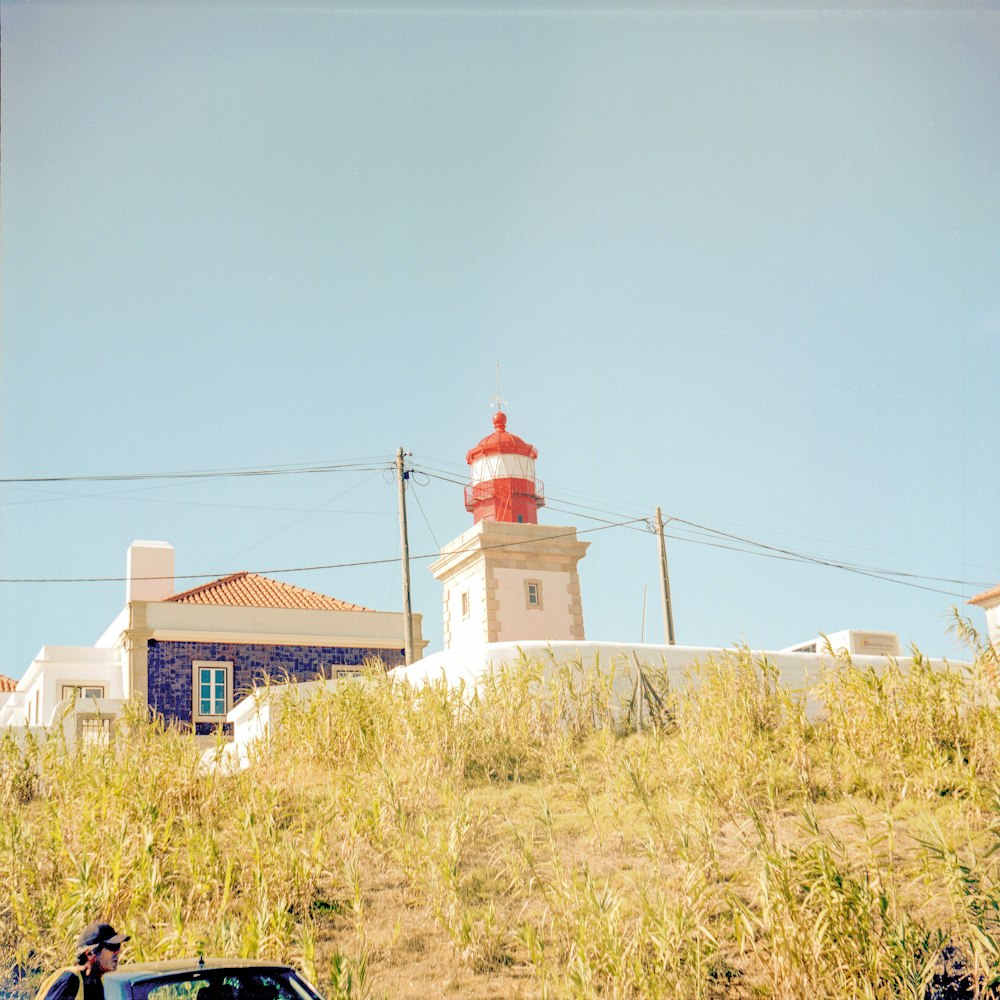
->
<box><xmin>3</xmin><ymin>634</ymin><xmax>1000</xmax><ymax>998</ymax></box>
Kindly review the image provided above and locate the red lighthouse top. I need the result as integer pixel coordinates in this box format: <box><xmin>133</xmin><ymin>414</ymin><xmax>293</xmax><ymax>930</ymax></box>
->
<box><xmin>464</xmin><ymin>412</ymin><xmax>545</xmax><ymax>524</ymax></box>
<box><xmin>466</xmin><ymin>411</ymin><xmax>538</xmax><ymax>463</ymax></box>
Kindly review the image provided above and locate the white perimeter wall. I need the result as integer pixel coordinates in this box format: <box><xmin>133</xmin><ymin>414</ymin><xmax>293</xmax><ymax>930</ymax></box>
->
<box><xmin>397</xmin><ymin>640</ymin><xmax>965</xmax><ymax>719</ymax></box>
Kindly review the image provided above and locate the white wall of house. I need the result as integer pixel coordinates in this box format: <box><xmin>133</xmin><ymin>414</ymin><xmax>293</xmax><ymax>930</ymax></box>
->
<box><xmin>980</xmin><ymin>602</ymin><xmax>1000</xmax><ymax>644</ymax></box>
<box><xmin>0</xmin><ymin>692</ymin><xmax>27</xmax><ymax>728</ymax></box>
<box><xmin>968</xmin><ymin>586</ymin><xmax>1000</xmax><ymax>646</ymax></box>
<box><xmin>7</xmin><ymin>646</ymin><xmax>122</xmax><ymax>726</ymax></box>
<box><xmin>95</xmin><ymin>607</ymin><xmax>129</xmax><ymax>648</ymax></box>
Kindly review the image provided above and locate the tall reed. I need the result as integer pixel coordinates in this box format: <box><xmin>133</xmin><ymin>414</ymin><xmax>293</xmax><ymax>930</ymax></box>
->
<box><xmin>3</xmin><ymin>638</ymin><xmax>1000</xmax><ymax>999</ymax></box>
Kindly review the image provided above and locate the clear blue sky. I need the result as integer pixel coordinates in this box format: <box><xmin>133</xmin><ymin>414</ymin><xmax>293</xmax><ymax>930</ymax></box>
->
<box><xmin>2</xmin><ymin>0</ymin><xmax>998</xmax><ymax>679</ymax></box>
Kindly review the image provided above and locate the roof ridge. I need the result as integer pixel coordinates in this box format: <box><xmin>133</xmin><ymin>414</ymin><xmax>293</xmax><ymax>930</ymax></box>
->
<box><xmin>163</xmin><ymin>570</ymin><xmax>373</xmax><ymax>612</ymax></box>
<box><xmin>968</xmin><ymin>583</ymin><xmax>1000</xmax><ymax>606</ymax></box>
<box><xmin>166</xmin><ymin>571</ymin><xmax>249</xmax><ymax>603</ymax></box>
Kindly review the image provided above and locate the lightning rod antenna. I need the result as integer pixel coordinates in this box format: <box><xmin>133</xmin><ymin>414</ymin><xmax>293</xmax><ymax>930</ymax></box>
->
<box><xmin>491</xmin><ymin>362</ymin><xmax>507</xmax><ymax>413</ymax></box>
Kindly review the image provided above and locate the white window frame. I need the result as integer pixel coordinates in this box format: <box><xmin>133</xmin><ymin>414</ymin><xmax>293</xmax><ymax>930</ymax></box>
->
<box><xmin>76</xmin><ymin>714</ymin><xmax>114</xmax><ymax>746</ymax></box>
<box><xmin>461</xmin><ymin>590</ymin><xmax>470</xmax><ymax>619</ymax></box>
<box><xmin>334</xmin><ymin>668</ymin><xmax>363</xmax><ymax>680</ymax></box>
<box><xmin>192</xmin><ymin>661</ymin><xmax>233</xmax><ymax>724</ymax></box>
<box><xmin>61</xmin><ymin>683</ymin><xmax>106</xmax><ymax>702</ymax></box>
<box><xmin>525</xmin><ymin>579</ymin><xmax>543</xmax><ymax>610</ymax></box>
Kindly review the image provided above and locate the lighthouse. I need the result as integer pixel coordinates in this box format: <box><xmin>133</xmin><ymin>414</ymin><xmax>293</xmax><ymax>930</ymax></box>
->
<box><xmin>430</xmin><ymin>411</ymin><xmax>589</xmax><ymax>649</ymax></box>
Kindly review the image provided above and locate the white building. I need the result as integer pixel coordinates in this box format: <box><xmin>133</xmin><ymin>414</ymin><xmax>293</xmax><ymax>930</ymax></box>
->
<box><xmin>782</xmin><ymin>630</ymin><xmax>903</xmax><ymax>657</ymax></box>
<box><xmin>1</xmin><ymin>541</ymin><xmax>423</xmax><ymax>739</ymax></box>
<box><xmin>969</xmin><ymin>584</ymin><xmax>1000</xmax><ymax>646</ymax></box>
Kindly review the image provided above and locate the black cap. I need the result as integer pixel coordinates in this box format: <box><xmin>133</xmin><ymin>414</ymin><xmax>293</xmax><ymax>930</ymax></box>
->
<box><xmin>75</xmin><ymin>922</ymin><xmax>129</xmax><ymax>951</ymax></box>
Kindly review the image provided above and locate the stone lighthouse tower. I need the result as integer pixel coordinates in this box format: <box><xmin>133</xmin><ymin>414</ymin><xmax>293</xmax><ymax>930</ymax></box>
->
<box><xmin>430</xmin><ymin>411</ymin><xmax>589</xmax><ymax>649</ymax></box>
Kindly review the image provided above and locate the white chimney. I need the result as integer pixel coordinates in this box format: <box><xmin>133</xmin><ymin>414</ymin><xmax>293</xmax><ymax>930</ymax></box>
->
<box><xmin>126</xmin><ymin>541</ymin><xmax>175</xmax><ymax>603</ymax></box>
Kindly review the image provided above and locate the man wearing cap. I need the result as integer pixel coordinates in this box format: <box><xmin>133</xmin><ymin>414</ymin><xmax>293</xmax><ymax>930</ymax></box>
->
<box><xmin>37</xmin><ymin>922</ymin><xmax>129</xmax><ymax>1000</ymax></box>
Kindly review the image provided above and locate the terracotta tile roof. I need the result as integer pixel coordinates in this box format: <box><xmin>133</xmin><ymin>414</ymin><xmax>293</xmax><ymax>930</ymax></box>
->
<box><xmin>969</xmin><ymin>584</ymin><xmax>1000</xmax><ymax>607</ymax></box>
<box><xmin>166</xmin><ymin>572</ymin><xmax>373</xmax><ymax>612</ymax></box>
<box><xmin>0</xmin><ymin>674</ymin><xmax>17</xmax><ymax>693</ymax></box>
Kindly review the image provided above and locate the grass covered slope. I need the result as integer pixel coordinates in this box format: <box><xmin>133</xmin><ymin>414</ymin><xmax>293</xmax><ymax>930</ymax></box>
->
<box><xmin>3</xmin><ymin>636</ymin><xmax>1000</xmax><ymax>999</ymax></box>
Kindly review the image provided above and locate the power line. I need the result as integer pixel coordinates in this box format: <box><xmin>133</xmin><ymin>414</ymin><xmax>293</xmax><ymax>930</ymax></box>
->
<box><xmin>665</xmin><ymin>517</ymin><xmax>989</xmax><ymax>590</ymax></box>
<box><xmin>0</xmin><ymin>517</ymin><xmax>645</xmax><ymax>584</ymax></box>
<box><xmin>664</xmin><ymin>532</ymin><xmax>969</xmax><ymax>599</ymax></box>
<box><xmin>417</xmin><ymin>468</ymin><xmax>993</xmax><ymax>594</ymax></box>
<box><xmin>545</xmin><ymin>502</ymin><xmax>651</xmax><ymax>533</ymax></box>
<box><xmin>409</xmin><ymin>477</ymin><xmax>442</xmax><ymax>550</ymax></box>
<box><xmin>0</xmin><ymin>458</ymin><xmax>393</xmax><ymax>486</ymax></box>
<box><xmin>540</xmin><ymin>502</ymin><xmax>989</xmax><ymax>594</ymax></box>
<box><xmin>1</xmin><ymin>492</ymin><xmax>396</xmax><ymax>515</ymax></box>
<box><xmin>522</xmin><ymin>472</ymin><xmax>1000</xmax><ymax>578</ymax></box>
<box><xmin>1</xmin><ymin>454</ymin><xmax>994</xmax><ymax>597</ymax></box>
<box><xmin>203</xmin><ymin>469</ymin><xmax>387</xmax><ymax>574</ymax></box>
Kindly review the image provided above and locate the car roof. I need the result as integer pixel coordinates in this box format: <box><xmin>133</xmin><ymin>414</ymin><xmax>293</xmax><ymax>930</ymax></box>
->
<box><xmin>104</xmin><ymin>959</ymin><xmax>294</xmax><ymax>982</ymax></box>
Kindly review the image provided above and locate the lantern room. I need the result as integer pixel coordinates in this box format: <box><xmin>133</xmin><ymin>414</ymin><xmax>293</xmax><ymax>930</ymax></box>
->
<box><xmin>464</xmin><ymin>411</ymin><xmax>545</xmax><ymax>525</ymax></box>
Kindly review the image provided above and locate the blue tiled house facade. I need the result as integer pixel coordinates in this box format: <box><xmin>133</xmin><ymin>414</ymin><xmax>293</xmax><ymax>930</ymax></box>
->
<box><xmin>147</xmin><ymin>639</ymin><xmax>405</xmax><ymax>735</ymax></box>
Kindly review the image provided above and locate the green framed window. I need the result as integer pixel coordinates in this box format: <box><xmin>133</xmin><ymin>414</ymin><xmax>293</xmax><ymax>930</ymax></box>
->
<box><xmin>192</xmin><ymin>661</ymin><xmax>232</xmax><ymax>722</ymax></box>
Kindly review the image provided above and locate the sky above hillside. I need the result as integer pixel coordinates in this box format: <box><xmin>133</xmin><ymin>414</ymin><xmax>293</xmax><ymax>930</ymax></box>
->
<box><xmin>2</xmin><ymin>0</ymin><xmax>999</xmax><ymax>678</ymax></box>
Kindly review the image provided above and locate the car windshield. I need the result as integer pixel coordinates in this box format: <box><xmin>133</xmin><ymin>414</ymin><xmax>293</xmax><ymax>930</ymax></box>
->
<box><xmin>132</xmin><ymin>971</ymin><xmax>319</xmax><ymax>1000</ymax></box>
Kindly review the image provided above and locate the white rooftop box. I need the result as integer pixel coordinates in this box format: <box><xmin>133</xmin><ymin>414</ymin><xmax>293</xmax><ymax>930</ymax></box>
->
<box><xmin>783</xmin><ymin>630</ymin><xmax>902</xmax><ymax>657</ymax></box>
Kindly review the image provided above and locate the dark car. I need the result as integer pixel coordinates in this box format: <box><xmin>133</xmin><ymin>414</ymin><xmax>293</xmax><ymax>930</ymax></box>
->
<box><xmin>99</xmin><ymin>959</ymin><xmax>325</xmax><ymax>1000</ymax></box>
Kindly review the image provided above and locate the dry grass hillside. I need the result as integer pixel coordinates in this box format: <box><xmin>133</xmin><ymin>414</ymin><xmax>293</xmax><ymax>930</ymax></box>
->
<box><xmin>3</xmin><ymin>624</ymin><xmax>1000</xmax><ymax>999</ymax></box>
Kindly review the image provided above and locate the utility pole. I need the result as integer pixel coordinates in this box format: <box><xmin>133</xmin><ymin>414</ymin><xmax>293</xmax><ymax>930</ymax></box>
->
<box><xmin>655</xmin><ymin>506</ymin><xmax>676</xmax><ymax>646</ymax></box>
<box><xmin>396</xmin><ymin>447</ymin><xmax>414</xmax><ymax>665</ymax></box>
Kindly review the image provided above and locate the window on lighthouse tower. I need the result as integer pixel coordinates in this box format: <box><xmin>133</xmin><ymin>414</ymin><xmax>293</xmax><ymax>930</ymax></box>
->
<box><xmin>525</xmin><ymin>581</ymin><xmax>542</xmax><ymax>609</ymax></box>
